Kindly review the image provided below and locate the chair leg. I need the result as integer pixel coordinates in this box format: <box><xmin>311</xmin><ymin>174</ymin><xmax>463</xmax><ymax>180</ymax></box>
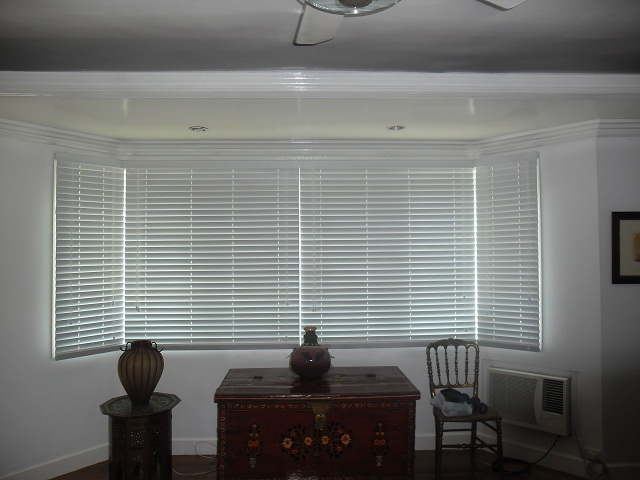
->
<box><xmin>435</xmin><ymin>418</ymin><xmax>444</xmax><ymax>480</ymax></box>
<box><xmin>470</xmin><ymin>421</ymin><xmax>478</xmax><ymax>474</ymax></box>
<box><xmin>495</xmin><ymin>419</ymin><xmax>505</xmax><ymax>480</ymax></box>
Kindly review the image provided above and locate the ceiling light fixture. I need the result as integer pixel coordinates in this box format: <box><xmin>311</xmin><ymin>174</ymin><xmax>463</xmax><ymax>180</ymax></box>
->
<box><xmin>189</xmin><ymin>126</ymin><xmax>209</xmax><ymax>132</ymax></box>
<box><xmin>306</xmin><ymin>0</ymin><xmax>402</xmax><ymax>15</ymax></box>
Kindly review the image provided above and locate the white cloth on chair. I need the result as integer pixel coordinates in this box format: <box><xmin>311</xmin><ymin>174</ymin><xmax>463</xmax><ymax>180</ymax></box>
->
<box><xmin>430</xmin><ymin>392</ymin><xmax>473</xmax><ymax>417</ymax></box>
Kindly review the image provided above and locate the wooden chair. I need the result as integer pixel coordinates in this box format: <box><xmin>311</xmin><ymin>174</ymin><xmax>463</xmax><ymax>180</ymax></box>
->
<box><xmin>426</xmin><ymin>338</ymin><xmax>504</xmax><ymax>479</ymax></box>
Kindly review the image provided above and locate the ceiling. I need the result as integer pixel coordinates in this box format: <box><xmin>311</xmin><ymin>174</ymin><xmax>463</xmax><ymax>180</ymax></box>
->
<box><xmin>1</xmin><ymin>0</ymin><xmax>640</xmax><ymax>142</ymax></box>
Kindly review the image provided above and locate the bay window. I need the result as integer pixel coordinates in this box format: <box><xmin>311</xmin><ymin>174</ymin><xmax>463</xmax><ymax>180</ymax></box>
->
<box><xmin>53</xmin><ymin>153</ymin><xmax>540</xmax><ymax>359</ymax></box>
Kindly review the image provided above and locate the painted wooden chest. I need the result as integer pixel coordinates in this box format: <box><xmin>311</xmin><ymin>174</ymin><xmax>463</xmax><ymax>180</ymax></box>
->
<box><xmin>214</xmin><ymin>366</ymin><xmax>420</xmax><ymax>480</ymax></box>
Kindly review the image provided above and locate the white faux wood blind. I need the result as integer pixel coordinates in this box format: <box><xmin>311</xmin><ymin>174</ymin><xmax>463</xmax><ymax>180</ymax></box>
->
<box><xmin>299</xmin><ymin>167</ymin><xmax>477</xmax><ymax>346</ymax></box>
<box><xmin>53</xmin><ymin>157</ymin><xmax>542</xmax><ymax>357</ymax></box>
<box><xmin>54</xmin><ymin>159</ymin><xmax>125</xmax><ymax>358</ymax></box>
<box><xmin>476</xmin><ymin>154</ymin><xmax>541</xmax><ymax>351</ymax></box>
<box><xmin>124</xmin><ymin>168</ymin><xmax>300</xmax><ymax>347</ymax></box>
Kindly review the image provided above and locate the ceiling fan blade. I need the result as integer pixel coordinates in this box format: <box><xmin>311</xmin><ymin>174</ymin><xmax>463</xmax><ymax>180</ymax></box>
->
<box><xmin>294</xmin><ymin>4</ymin><xmax>344</xmax><ymax>45</ymax></box>
<box><xmin>477</xmin><ymin>0</ymin><xmax>528</xmax><ymax>10</ymax></box>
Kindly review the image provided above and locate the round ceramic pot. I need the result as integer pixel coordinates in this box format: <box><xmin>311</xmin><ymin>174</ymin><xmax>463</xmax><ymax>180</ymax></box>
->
<box><xmin>289</xmin><ymin>326</ymin><xmax>331</xmax><ymax>380</ymax></box>
<box><xmin>117</xmin><ymin>340</ymin><xmax>164</xmax><ymax>405</ymax></box>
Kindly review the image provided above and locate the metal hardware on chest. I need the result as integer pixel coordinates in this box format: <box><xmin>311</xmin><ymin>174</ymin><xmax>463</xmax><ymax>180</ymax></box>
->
<box><xmin>312</xmin><ymin>402</ymin><xmax>330</xmax><ymax>430</ymax></box>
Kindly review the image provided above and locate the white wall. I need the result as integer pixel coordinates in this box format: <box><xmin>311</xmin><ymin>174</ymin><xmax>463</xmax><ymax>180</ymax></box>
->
<box><xmin>596</xmin><ymin>136</ymin><xmax>640</xmax><ymax>475</ymax></box>
<box><xmin>0</xmin><ymin>128</ymin><xmax>634</xmax><ymax>479</ymax></box>
<box><xmin>479</xmin><ymin>138</ymin><xmax>605</xmax><ymax>475</ymax></box>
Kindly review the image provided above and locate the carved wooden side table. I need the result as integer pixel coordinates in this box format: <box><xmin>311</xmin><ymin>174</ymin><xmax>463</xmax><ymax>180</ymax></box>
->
<box><xmin>100</xmin><ymin>393</ymin><xmax>180</xmax><ymax>480</ymax></box>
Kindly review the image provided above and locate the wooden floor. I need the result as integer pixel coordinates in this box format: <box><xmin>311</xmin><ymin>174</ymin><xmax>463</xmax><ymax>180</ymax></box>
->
<box><xmin>52</xmin><ymin>450</ymin><xmax>584</xmax><ymax>480</ymax></box>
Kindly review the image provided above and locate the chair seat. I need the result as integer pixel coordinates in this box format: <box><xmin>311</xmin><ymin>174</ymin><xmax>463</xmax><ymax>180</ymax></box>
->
<box><xmin>432</xmin><ymin>405</ymin><xmax>502</xmax><ymax>423</ymax></box>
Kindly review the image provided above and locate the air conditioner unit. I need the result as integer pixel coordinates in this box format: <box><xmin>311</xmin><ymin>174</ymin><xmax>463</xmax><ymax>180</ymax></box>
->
<box><xmin>487</xmin><ymin>367</ymin><xmax>571</xmax><ymax>436</ymax></box>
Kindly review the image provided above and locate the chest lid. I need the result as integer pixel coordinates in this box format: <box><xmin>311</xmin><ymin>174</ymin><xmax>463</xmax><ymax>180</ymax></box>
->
<box><xmin>214</xmin><ymin>366</ymin><xmax>420</xmax><ymax>402</ymax></box>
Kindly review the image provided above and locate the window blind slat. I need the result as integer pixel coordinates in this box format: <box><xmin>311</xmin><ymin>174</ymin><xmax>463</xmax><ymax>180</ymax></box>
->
<box><xmin>124</xmin><ymin>168</ymin><xmax>300</xmax><ymax>346</ymax></box>
<box><xmin>299</xmin><ymin>167</ymin><xmax>477</xmax><ymax>345</ymax></box>
<box><xmin>476</xmin><ymin>154</ymin><xmax>541</xmax><ymax>352</ymax></box>
<box><xmin>53</xmin><ymin>159</ymin><xmax>125</xmax><ymax>358</ymax></box>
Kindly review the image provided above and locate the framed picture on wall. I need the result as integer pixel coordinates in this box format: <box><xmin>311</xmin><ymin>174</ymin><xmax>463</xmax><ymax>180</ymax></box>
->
<box><xmin>612</xmin><ymin>211</ymin><xmax>640</xmax><ymax>284</ymax></box>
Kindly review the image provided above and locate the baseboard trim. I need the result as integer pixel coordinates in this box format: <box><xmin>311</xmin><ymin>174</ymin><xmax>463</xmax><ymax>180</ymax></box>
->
<box><xmin>415</xmin><ymin>432</ymin><xmax>588</xmax><ymax>479</ymax></box>
<box><xmin>0</xmin><ymin>438</ymin><xmax>220</xmax><ymax>480</ymax></box>
<box><xmin>0</xmin><ymin>444</ymin><xmax>107</xmax><ymax>480</ymax></box>
<box><xmin>1</xmin><ymin>435</ymin><xmax>590</xmax><ymax>480</ymax></box>
<box><xmin>504</xmin><ymin>439</ymin><xmax>587</xmax><ymax>479</ymax></box>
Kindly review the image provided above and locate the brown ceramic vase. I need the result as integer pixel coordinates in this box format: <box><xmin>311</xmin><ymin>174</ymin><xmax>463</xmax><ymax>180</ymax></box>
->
<box><xmin>117</xmin><ymin>340</ymin><xmax>164</xmax><ymax>405</ymax></box>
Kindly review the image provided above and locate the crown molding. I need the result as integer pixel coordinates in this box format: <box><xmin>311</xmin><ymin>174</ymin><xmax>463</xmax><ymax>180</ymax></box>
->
<box><xmin>2</xmin><ymin>71</ymin><xmax>640</xmax><ymax>100</ymax></box>
<box><xmin>0</xmin><ymin>118</ymin><xmax>119</xmax><ymax>155</ymax></box>
<box><xmin>0</xmin><ymin>117</ymin><xmax>473</xmax><ymax>160</ymax></box>
<box><xmin>592</xmin><ymin>118</ymin><xmax>640</xmax><ymax>138</ymax></box>
<box><xmin>473</xmin><ymin>119</ymin><xmax>640</xmax><ymax>156</ymax></box>
<box><xmin>116</xmin><ymin>139</ymin><xmax>474</xmax><ymax>162</ymax></box>
<box><xmin>473</xmin><ymin>120</ymin><xmax>601</xmax><ymax>156</ymax></box>
<box><xmin>2</xmin><ymin>117</ymin><xmax>639</xmax><ymax>160</ymax></box>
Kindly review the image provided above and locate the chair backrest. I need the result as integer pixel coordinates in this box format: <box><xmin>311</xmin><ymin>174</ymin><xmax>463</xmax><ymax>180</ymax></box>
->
<box><xmin>426</xmin><ymin>338</ymin><xmax>480</xmax><ymax>399</ymax></box>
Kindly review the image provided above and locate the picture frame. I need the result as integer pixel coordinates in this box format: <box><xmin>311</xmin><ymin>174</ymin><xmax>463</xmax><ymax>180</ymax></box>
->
<box><xmin>612</xmin><ymin>211</ymin><xmax>640</xmax><ymax>284</ymax></box>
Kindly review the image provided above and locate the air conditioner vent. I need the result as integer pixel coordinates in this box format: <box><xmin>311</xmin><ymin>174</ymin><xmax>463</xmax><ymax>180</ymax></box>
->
<box><xmin>543</xmin><ymin>378</ymin><xmax>565</xmax><ymax>415</ymax></box>
<box><xmin>490</xmin><ymin>372</ymin><xmax>537</xmax><ymax>424</ymax></box>
<box><xmin>488</xmin><ymin>367</ymin><xmax>571</xmax><ymax>436</ymax></box>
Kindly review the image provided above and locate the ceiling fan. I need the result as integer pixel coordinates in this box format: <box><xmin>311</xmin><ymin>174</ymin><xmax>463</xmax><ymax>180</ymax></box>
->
<box><xmin>294</xmin><ymin>0</ymin><xmax>528</xmax><ymax>45</ymax></box>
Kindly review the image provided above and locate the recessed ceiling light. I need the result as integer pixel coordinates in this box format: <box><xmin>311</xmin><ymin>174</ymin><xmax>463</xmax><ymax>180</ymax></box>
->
<box><xmin>387</xmin><ymin>125</ymin><xmax>405</xmax><ymax>131</ymax></box>
<box><xmin>189</xmin><ymin>126</ymin><xmax>209</xmax><ymax>132</ymax></box>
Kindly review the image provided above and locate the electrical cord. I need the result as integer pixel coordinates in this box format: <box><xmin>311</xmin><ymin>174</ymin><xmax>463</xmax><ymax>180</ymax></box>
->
<box><xmin>493</xmin><ymin>431</ymin><xmax>610</xmax><ymax>480</ymax></box>
<box><xmin>491</xmin><ymin>435</ymin><xmax>561</xmax><ymax>477</ymax></box>
<box><xmin>193</xmin><ymin>440</ymin><xmax>217</xmax><ymax>461</ymax></box>
<box><xmin>172</xmin><ymin>441</ymin><xmax>217</xmax><ymax>477</ymax></box>
<box><xmin>572</xmin><ymin>429</ymin><xmax>609</xmax><ymax>480</ymax></box>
